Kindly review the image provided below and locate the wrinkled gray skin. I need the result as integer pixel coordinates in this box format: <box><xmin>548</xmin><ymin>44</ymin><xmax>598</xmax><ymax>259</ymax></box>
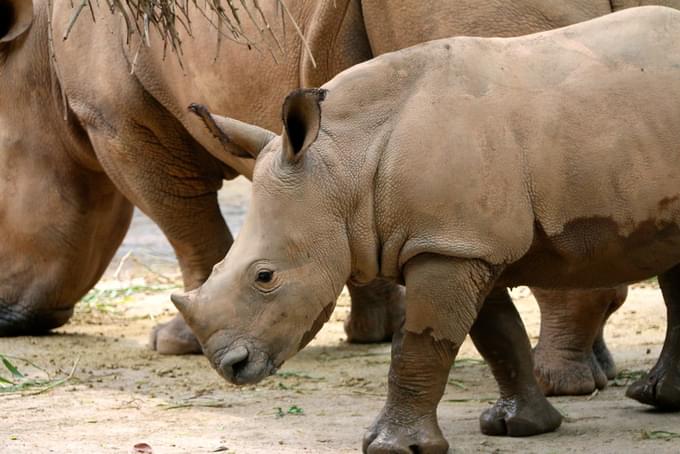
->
<box><xmin>0</xmin><ymin>0</ymin><xmax>672</xmax><ymax>387</ymax></box>
<box><xmin>175</xmin><ymin>7</ymin><xmax>680</xmax><ymax>452</ymax></box>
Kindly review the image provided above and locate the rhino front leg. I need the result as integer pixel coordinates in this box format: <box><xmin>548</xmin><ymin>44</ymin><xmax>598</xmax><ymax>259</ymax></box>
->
<box><xmin>627</xmin><ymin>264</ymin><xmax>680</xmax><ymax>409</ymax></box>
<box><xmin>363</xmin><ymin>255</ymin><xmax>493</xmax><ymax>453</ymax></box>
<box><xmin>345</xmin><ymin>279</ymin><xmax>404</xmax><ymax>343</ymax></box>
<box><xmin>86</xmin><ymin>118</ymin><xmax>233</xmax><ymax>355</ymax></box>
<box><xmin>470</xmin><ymin>288</ymin><xmax>562</xmax><ymax>436</ymax></box>
<box><xmin>532</xmin><ymin>287</ymin><xmax>626</xmax><ymax>395</ymax></box>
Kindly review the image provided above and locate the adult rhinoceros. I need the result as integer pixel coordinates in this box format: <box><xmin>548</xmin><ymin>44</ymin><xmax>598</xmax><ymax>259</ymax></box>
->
<box><xmin>0</xmin><ymin>0</ymin><xmax>671</xmax><ymax>394</ymax></box>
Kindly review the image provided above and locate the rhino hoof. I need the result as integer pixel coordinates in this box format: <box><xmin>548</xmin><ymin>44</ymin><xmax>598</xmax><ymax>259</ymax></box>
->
<box><xmin>149</xmin><ymin>314</ymin><xmax>201</xmax><ymax>355</ymax></box>
<box><xmin>533</xmin><ymin>350</ymin><xmax>608</xmax><ymax>396</ymax></box>
<box><xmin>626</xmin><ymin>368</ymin><xmax>680</xmax><ymax>410</ymax></box>
<box><xmin>480</xmin><ymin>392</ymin><xmax>562</xmax><ymax>437</ymax></box>
<box><xmin>363</xmin><ymin>413</ymin><xmax>448</xmax><ymax>454</ymax></box>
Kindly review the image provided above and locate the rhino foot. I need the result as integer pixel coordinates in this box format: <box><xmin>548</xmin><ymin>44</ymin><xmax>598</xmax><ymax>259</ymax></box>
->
<box><xmin>592</xmin><ymin>335</ymin><xmax>617</xmax><ymax>380</ymax></box>
<box><xmin>533</xmin><ymin>348</ymin><xmax>608</xmax><ymax>396</ymax></box>
<box><xmin>626</xmin><ymin>366</ymin><xmax>680</xmax><ymax>410</ymax></box>
<box><xmin>149</xmin><ymin>314</ymin><xmax>202</xmax><ymax>355</ymax></box>
<box><xmin>363</xmin><ymin>411</ymin><xmax>448</xmax><ymax>454</ymax></box>
<box><xmin>345</xmin><ymin>280</ymin><xmax>405</xmax><ymax>344</ymax></box>
<box><xmin>480</xmin><ymin>391</ymin><xmax>562</xmax><ymax>437</ymax></box>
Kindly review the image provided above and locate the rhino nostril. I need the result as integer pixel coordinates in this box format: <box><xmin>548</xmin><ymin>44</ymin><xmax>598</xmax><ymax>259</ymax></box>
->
<box><xmin>219</xmin><ymin>346</ymin><xmax>249</xmax><ymax>377</ymax></box>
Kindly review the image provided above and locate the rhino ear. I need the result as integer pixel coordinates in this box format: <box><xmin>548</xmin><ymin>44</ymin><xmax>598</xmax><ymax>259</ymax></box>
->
<box><xmin>281</xmin><ymin>88</ymin><xmax>327</xmax><ymax>163</ymax></box>
<box><xmin>0</xmin><ymin>0</ymin><xmax>33</xmax><ymax>43</ymax></box>
<box><xmin>189</xmin><ymin>103</ymin><xmax>275</xmax><ymax>160</ymax></box>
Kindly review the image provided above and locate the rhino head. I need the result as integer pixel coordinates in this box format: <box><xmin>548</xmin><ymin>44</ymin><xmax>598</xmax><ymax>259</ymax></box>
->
<box><xmin>0</xmin><ymin>0</ymin><xmax>132</xmax><ymax>334</ymax></box>
<box><xmin>174</xmin><ymin>89</ymin><xmax>359</xmax><ymax>384</ymax></box>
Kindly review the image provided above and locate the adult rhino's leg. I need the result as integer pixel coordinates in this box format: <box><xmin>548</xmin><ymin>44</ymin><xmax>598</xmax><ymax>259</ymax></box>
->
<box><xmin>363</xmin><ymin>255</ymin><xmax>491</xmax><ymax>453</ymax></box>
<box><xmin>627</xmin><ymin>265</ymin><xmax>680</xmax><ymax>409</ymax></box>
<box><xmin>592</xmin><ymin>286</ymin><xmax>627</xmax><ymax>379</ymax></box>
<box><xmin>532</xmin><ymin>287</ymin><xmax>625</xmax><ymax>395</ymax></box>
<box><xmin>344</xmin><ymin>280</ymin><xmax>404</xmax><ymax>343</ymax></box>
<box><xmin>86</xmin><ymin>109</ymin><xmax>233</xmax><ymax>355</ymax></box>
<box><xmin>470</xmin><ymin>288</ymin><xmax>562</xmax><ymax>436</ymax></box>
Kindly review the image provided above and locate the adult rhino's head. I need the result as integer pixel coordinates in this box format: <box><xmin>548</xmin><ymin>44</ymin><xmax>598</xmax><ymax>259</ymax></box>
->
<box><xmin>0</xmin><ymin>0</ymin><xmax>133</xmax><ymax>335</ymax></box>
<box><xmin>175</xmin><ymin>89</ymin><xmax>353</xmax><ymax>384</ymax></box>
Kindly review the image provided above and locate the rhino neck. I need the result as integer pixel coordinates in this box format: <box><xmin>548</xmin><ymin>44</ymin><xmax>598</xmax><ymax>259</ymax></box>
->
<box><xmin>318</xmin><ymin>51</ymin><xmax>425</xmax><ymax>285</ymax></box>
<box><xmin>3</xmin><ymin>1</ymin><xmax>101</xmax><ymax>173</ymax></box>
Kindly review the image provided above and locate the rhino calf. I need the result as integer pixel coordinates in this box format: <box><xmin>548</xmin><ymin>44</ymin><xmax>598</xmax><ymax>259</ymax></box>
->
<box><xmin>174</xmin><ymin>6</ymin><xmax>680</xmax><ymax>452</ymax></box>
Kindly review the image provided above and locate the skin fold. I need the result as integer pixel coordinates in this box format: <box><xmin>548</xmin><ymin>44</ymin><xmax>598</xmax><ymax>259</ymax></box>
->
<box><xmin>1</xmin><ymin>0</ymin><xmax>677</xmax><ymax>382</ymax></box>
<box><xmin>173</xmin><ymin>8</ymin><xmax>680</xmax><ymax>451</ymax></box>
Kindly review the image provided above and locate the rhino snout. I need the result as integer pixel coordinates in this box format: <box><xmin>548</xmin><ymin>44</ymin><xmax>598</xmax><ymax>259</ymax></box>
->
<box><xmin>219</xmin><ymin>346</ymin><xmax>249</xmax><ymax>381</ymax></box>
<box><xmin>213</xmin><ymin>343</ymin><xmax>277</xmax><ymax>385</ymax></box>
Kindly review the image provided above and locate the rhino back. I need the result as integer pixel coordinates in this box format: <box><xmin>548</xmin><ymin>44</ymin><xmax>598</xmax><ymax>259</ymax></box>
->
<box><xmin>361</xmin><ymin>0</ymin><xmax>613</xmax><ymax>55</ymax></box>
<box><xmin>321</xmin><ymin>7</ymin><xmax>680</xmax><ymax>280</ymax></box>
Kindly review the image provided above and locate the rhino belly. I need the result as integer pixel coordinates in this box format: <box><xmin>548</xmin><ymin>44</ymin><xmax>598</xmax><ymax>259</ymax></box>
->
<box><xmin>500</xmin><ymin>215</ymin><xmax>680</xmax><ymax>288</ymax></box>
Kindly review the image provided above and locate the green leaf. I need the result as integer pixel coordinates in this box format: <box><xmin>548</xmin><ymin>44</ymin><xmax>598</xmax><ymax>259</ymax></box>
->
<box><xmin>0</xmin><ymin>356</ymin><xmax>24</xmax><ymax>379</ymax></box>
<box><xmin>287</xmin><ymin>405</ymin><xmax>304</xmax><ymax>415</ymax></box>
<box><xmin>447</xmin><ymin>379</ymin><xmax>467</xmax><ymax>389</ymax></box>
<box><xmin>641</xmin><ymin>430</ymin><xmax>680</xmax><ymax>440</ymax></box>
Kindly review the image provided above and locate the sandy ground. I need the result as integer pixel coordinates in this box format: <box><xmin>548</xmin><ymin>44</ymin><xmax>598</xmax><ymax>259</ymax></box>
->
<box><xmin>2</xmin><ymin>178</ymin><xmax>680</xmax><ymax>453</ymax></box>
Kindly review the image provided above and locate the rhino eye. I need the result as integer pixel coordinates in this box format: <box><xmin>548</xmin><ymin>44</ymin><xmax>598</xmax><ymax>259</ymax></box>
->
<box><xmin>256</xmin><ymin>270</ymin><xmax>274</xmax><ymax>283</ymax></box>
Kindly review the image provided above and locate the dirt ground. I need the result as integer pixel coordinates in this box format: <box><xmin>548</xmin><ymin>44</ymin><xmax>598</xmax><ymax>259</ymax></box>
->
<box><xmin>2</xmin><ymin>178</ymin><xmax>680</xmax><ymax>453</ymax></box>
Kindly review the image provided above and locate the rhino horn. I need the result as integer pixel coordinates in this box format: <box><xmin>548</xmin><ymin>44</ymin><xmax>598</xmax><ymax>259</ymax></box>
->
<box><xmin>171</xmin><ymin>290</ymin><xmax>197</xmax><ymax>314</ymax></box>
<box><xmin>189</xmin><ymin>103</ymin><xmax>275</xmax><ymax>160</ymax></box>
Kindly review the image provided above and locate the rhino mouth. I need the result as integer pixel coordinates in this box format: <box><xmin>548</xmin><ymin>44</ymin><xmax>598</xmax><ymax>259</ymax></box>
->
<box><xmin>214</xmin><ymin>344</ymin><xmax>277</xmax><ymax>385</ymax></box>
<box><xmin>0</xmin><ymin>303</ymin><xmax>74</xmax><ymax>336</ymax></box>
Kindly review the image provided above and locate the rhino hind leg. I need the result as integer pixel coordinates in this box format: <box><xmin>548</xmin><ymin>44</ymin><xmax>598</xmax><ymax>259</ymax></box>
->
<box><xmin>344</xmin><ymin>279</ymin><xmax>404</xmax><ymax>343</ymax></box>
<box><xmin>471</xmin><ymin>288</ymin><xmax>562</xmax><ymax>436</ymax></box>
<box><xmin>627</xmin><ymin>265</ymin><xmax>680</xmax><ymax>410</ymax></box>
<box><xmin>592</xmin><ymin>287</ymin><xmax>626</xmax><ymax>380</ymax></box>
<box><xmin>532</xmin><ymin>287</ymin><xmax>626</xmax><ymax>395</ymax></box>
<box><xmin>592</xmin><ymin>330</ymin><xmax>618</xmax><ymax>380</ymax></box>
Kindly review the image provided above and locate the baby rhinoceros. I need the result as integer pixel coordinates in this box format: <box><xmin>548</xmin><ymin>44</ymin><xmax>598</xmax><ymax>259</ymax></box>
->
<box><xmin>174</xmin><ymin>6</ymin><xmax>680</xmax><ymax>452</ymax></box>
